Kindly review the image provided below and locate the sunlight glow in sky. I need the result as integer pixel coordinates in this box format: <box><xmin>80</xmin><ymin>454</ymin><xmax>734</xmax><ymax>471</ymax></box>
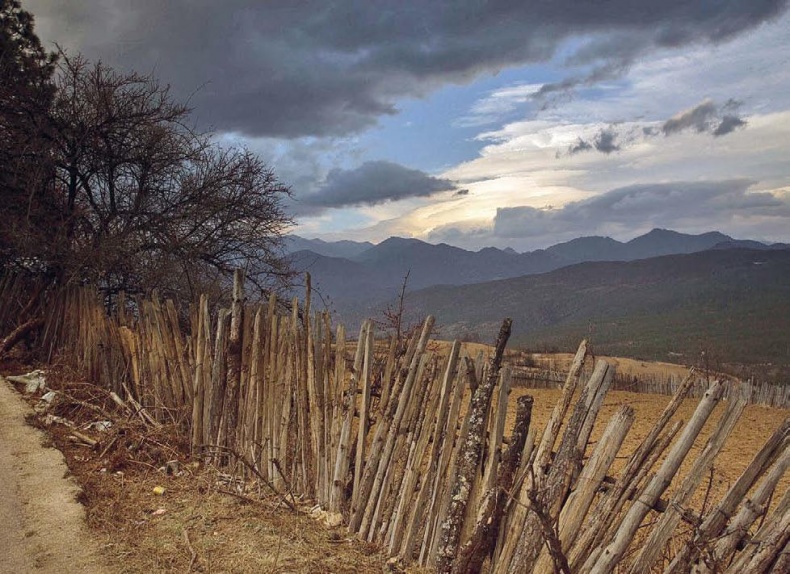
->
<box><xmin>28</xmin><ymin>0</ymin><xmax>790</xmax><ymax>251</ymax></box>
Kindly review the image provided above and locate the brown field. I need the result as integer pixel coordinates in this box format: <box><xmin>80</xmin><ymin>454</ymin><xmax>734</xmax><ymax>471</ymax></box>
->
<box><xmin>504</xmin><ymin>387</ymin><xmax>789</xmax><ymax>510</ymax></box>
<box><xmin>5</xmin><ymin>344</ymin><xmax>788</xmax><ymax>573</ymax></box>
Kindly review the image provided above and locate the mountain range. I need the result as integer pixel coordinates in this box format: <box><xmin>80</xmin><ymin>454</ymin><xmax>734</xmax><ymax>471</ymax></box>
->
<box><xmin>286</xmin><ymin>229</ymin><xmax>789</xmax><ymax>320</ymax></box>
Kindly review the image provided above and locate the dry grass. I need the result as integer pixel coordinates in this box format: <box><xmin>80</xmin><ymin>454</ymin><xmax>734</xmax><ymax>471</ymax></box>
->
<box><xmin>4</xmin><ymin>363</ymin><xmax>395</xmax><ymax>574</ymax></box>
<box><xmin>504</xmin><ymin>387</ymin><xmax>790</xmax><ymax>512</ymax></box>
<box><xmin>4</xmin><ymin>351</ymin><xmax>787</xmax><ymax>573</ymax></box>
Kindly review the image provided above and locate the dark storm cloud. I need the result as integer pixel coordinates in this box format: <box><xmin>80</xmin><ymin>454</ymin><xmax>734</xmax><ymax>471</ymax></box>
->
<box><xmin>594</xmin><ymin>128</ymin><xmax>620</xmax><ymax>154</ymax></box>
<box><xmin>566</xmin><ymin>127</ymin><xmax>620</xmax><ymax>156</ymax></box>
<box><xmin>26</xmin><ymin>1</ymin><xmax>788</xmax><ymax>138</ymax></box>
<box><xmin>304</xmin><ymin>161</ymin><xmax>455</xmax><ymax>208</ymax></box>
<box><xmin>493</xmin><ymin>180</ymin><xmax>789</xmax><ymax>238</ymax></box>
<box><xmin>714</xmin><ymin>115</ymin><xmax>747</xmax><ymax>136</ymax></box>
<box><xmin>662</xmin><ymin>99</ymin><xmax>747</xmax><ymax>137</ymax></box>
<box><xmin>662</xmin><ymin>100</ymin><xmax>720</xmax><ymax>135</ymax></box>
<box><xmin>568</xmin><ymin>138</ymin><xmax>594</xmax><ymax>155</ymax></box>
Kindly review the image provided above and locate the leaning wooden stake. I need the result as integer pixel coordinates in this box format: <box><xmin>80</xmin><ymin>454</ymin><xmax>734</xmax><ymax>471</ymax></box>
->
<box><xmin>508</xmin><ymin>359</ymin><xmax>614</xmax><ymax>574</ymax></box>
<box><xmin>705</xmin><ymin>440</ymin><xmax>790</xmax><ymax>570</ymax></box>
<box><xmin>586</xmin><ymin>380</ymin><xmax>724</xmax><ymax>574</ymax></box>
<box><xmin>723</xmin><ymin>488</ymin><xmax>790</xmax><ymax>574</ymax></box>
<box><xmin>353</xmin><ymin>322</ymin><xmax>374</xmax><ymax>510</ymax></box>
<box><xmin>398</xmin><ymin>340</ymin><xmax>462</xmax><ymax>561</ymax></box>
<box><xmin>223</xmin><ymin>269</ymin><xmax>245</xmax><ymax>451</ymax></box>
<box><xmin>630</xmin><ymin>392</ymin><xmax>747</xmax><ymax>573</ymax></box>
<box><xmin>190</xmin><ymin>295</ymin><xmax>209</xmax><ymax>453</ymax></box>
<box><xmin>330</xmin><ymin>321</ymin><xmax>366</xmax><ymax>513</ymax></box>
<box><xmin>533</xmin><ymin>404</ymin><xmax>635</xmax><ymax>573</ymax></box>
<box><xmin>350</xmin><ymin>317</ymin><xmax>433</xmax><ymax>533</ymax></box>
<box><xmin>493</xmin><ymin>340</ymin><xmax>588</xmax><ymax>574</ymax></box>
<box><xmin>568</xmin><ymin>369</ymin><xmax>696</xmax><ymax>570</ymax></box>
<box><xmin>453</xmin><ymin>394</ymin><xmax>533</xmax><ymax>574</ymax></box>
<box><xmin>435</xmin><ymin>318</ymin><xmax>512</xmax><ymax>573</ymax></box>
<box><xmin>421</xmin><ymin>352</ymin><xmax>470</xmax><ymax>565</ymax></box>
<box><xmin>666</xmin><ymin>416</ymin><xmax>790</xmax><ymax>573</ymax></box>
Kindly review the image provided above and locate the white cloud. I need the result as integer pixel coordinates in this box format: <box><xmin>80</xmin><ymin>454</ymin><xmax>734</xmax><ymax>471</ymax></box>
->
<box><xmin>455</xmin><ymin>83</ymin><xmax>542</xmax><ymax>127</ymax></box>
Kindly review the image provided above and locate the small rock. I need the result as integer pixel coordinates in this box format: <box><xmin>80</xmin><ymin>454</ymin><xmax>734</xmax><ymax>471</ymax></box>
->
<box><xmin>7</xmin><ymin>370</ymin><xmax>47</xmax><ymax>394</ymax></box>
<box><xmin>34</xmin><ymin>391</ymin><xmax>57</xmax><ymax>414</ymax></box>
<box><xmin>87</xmin><ymin>420</ymin><xmax>112</xmax><ymax>432</ymax></box>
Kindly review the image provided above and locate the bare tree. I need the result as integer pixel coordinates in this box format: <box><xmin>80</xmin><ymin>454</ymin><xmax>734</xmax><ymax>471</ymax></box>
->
<box><xmin>5</xmin><ymin>51</ymin><xmax>294</xmax><ymax>303</ymax></box>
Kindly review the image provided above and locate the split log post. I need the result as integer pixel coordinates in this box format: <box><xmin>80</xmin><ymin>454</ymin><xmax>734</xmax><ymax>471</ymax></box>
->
<box><xmin>585</xmin><ymin>380</ymin><xmax>725</xmax><ymax>574</ymax></box>
<box><xmin>265</xmin><ymin>299</ymin><xmax>279</xmax><ymax>482</ymax></box>
<box><xmin>165</xmin><ymin>298</ymin><xmax>191</xmax><ymax>404</ymax></box>
<box><xmin>420</xmin><ymin>351</ymin><xmax>470</xmax><ymax>565</ymax></box>
<box><xmin>533</xmin><ymin>404</ymin><xmax>635</xmax><ymax>572</ymax></box>
<box><xmin>322</xmin><ymin>312</ymin><xmax>334</xmax><ymax>504</ymax></box>
<box><xmin>244</xmin><ymin>306</ymin><xmax>264</xmax><ymax>467</ymax></box>
<box><xmin>629</xmin><ymin>392</ymin><xmax>747</xmax><ymax>573</ymax></box>
<box><xmin>206</xmin><ymin>309</ymin><xmax>230</xmax><ymax>451</ymax></box>
<box><xmin>379</xmin><ymin>335</ymin><xmax>399</xmax><ymax>409</ymax></box>
<box><xmin>481</xmin><ymin>366</ymin><xmax>513</xmax><ymax>496</ymax></box>
<box><xmin>236</xmin><ymin>302</ymin><xmax>255</xmax><ymax>456</ymax></box>
<box><xmin>353</xmin><ymin>321</ymin><xmax>375</xmax><ymax>509</ymax></box>
<box><xmin>453</xmin><ymin>394</ymin><xmax>533</xmax><ymax>574</ymax></box>
<box><xmin>349</xmin><ymin>316</ymin><xmax>434</xmax><ymax>533</ymax></box>
<box><xmin>705</xmin><ymin>441</ymin><xmax>790</xmax><ymax>568</ymax></box>
<box><xmin>667</xmin><ymin>416</ymin><xmax>790</xmax><ymax>573</ymax></box>
<box><xmin>507</xmin><ymin>358</ymin><xmax>613</xmax><ymax>574</ymax></box>
<box><xmin>376</xmin><ymin>355</ymin><xmax>436</xmax><ymax>544</ymax></box>
<box><xmin>223</xmin><ymin>269</ymin><xmax>245</xmax><ymax>451</ymax></box>
<box><xmin>435</xmin><ymin>318</ymin><xmax>512</xmax><ymax>573</ymax></box>
<box><xmin>398</xmin><ymin>339</ymin><xmax>462</xmax><ymax>561</ymax></box>
<box><xmin>190</xmin><ymin>295</ymin><xmax>209</xmax><ymax>453</ymax></box>
<box><xmin>361</xmin><ymin>349</ymin><xmax>430</xmax><ymax>540</ymax></box>
<box><xmin>291</xmin><ymin>297</ymin><xmax>310</xmax><ymax>492</ymax></box>
<box><xmin>567</xmin><ymin>370</ymin><xmax>696</xmax><ymax>569</ymax></box>
<box><xmin>492</xmin><ymin>342</ymin><xmax>587</xmax><ymax>574</ymax></box>
<box><xmin>533</xmin><ymin>340</ymin><xmax>588</xmax><ymax>475</ymax></box>
<box><xmin>330</xmin><ymin>321</ymin><xmax>367</xmax><ymax>512</ymax></box>
<box><xmin>723</xmin><ymin>489</ymin><xmax>790</xmax><ymax>574</ymax></box>
<box><xmin>388</xmin><ymin>355</ymin><xmax>444</xmax><ymax>551</ymax></box>
<box><xmin>329</xmin><ymin>323</ymin><xmax>346</xmax><ymax>463</ymax></box>
<box><xmin>303</xmin><ymin>273</ymin><xmax>324</xmax><ymax>498</ymax></box>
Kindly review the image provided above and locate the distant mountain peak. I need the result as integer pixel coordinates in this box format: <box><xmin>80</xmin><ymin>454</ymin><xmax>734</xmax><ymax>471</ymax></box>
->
<box><xmin>284</xmin><ymin>234</ymin><xmax>373</xmax><ymax>259</ymax></box>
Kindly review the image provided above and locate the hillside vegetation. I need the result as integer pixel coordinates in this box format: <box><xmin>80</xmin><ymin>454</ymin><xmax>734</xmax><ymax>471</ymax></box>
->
<box><xmin>401</xmin><ymin>248</ymin><xmax>790</xmax><ymax>366</ymax></box>
<box><xmin>288</xmin><ymin>228</ymin><xmax>787</xmax><ymax>316</ymax></box>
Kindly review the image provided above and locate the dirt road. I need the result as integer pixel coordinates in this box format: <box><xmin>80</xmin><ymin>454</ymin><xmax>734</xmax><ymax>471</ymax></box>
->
<box><xmin>0</xmin><ymin>377</ymin><xmax>112</xmax><ymax>573</ymax></box>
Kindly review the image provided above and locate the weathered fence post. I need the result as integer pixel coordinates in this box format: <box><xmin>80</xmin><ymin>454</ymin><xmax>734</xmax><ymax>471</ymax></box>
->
<box><xmin>436</xmin><ymin>318</ymin><xmax>512</xmax><ymax>573</ymax></box>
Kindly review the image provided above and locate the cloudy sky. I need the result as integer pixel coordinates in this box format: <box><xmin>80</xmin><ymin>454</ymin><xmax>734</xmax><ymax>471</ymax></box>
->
<box><xmin>27</xmin><ymin>0</ymin><xmax>790</xmax><ymax>251</ymax></box>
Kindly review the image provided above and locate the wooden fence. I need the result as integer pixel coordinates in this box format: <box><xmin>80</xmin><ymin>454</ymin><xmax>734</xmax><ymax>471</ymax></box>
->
<box><xmin>512</xmin><ymin>368</ymin><xmax>790</xmax><ymax>409</ymax></box>
<box><xmin>2</xmin><ymin>271</ymin><xmax>789</xmax><ymax>572</ymax></box>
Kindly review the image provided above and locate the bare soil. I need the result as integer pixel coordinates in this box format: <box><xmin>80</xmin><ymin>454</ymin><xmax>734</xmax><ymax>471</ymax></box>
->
<box><xmin>0</xmin><ymin>376</ymin><xmax>111</xmax><ymax>573</ymax></box>
<box><xmin>0</xmin><ymin>363</ymin><xmax>396</xmax><ymax>574</ymax></box>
